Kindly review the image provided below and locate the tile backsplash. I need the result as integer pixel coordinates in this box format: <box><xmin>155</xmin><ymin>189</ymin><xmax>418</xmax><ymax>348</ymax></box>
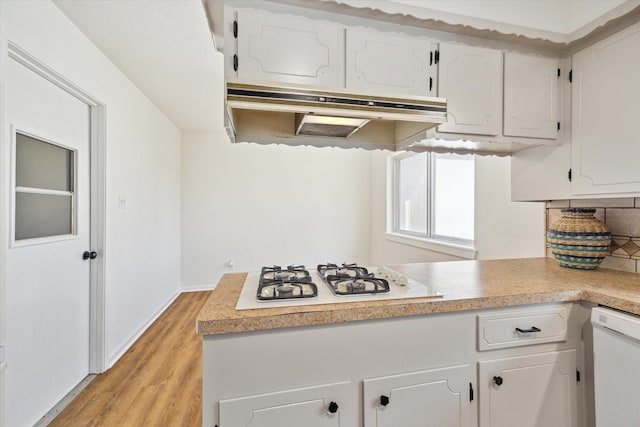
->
<box><xmin>546</xmin><ymin>198</ymin><xmax>640</xmax><ymax>273</ymax></box>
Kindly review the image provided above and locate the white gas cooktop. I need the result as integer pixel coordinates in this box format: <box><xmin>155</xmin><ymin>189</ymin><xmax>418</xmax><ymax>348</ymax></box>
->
<box><xmin>235</xmin><ymin>267</ymin><xmax>441</xmax><ymax>310</ymax></box>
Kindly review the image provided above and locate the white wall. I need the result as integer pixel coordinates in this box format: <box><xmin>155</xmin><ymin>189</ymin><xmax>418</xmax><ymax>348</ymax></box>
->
<box><xmin>474</xmin><ymin>156</ymin><xmax>546</xmax><ymax>259</ymax></box>
<box><xmin>0</xmin><ymin>2</ymin><xmax>181</xmax><ymax>425</ymax></box>
<box><xmin>181</xmin><ymin>133</ymin><xmax>373</xmax><ymax>289</ymax></box>
<box><xmin>369</xmin><ymin>151</ymin><xmax>546</xmax><ymax>265</ymax></box>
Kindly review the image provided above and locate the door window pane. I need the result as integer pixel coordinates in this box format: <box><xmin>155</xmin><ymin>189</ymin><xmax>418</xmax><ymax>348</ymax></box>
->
<box><xmin>15</xmin><ymin>193</ymin><xmax>72</xmax><ymax>240</ymax></box>
<box><xmin>432</xmin><ymin>153</ymin><xmax>474</xmax><ymax>241</ymax></box>
<box><xmin>14</xmin><ymin>132</ymin><xmax>76</xmax><ymax>242</ymax></box>
<box><xmin>397</xmin><ymin>153</ymin><xmax>428</xmax><ymax>235</ymax></box>
<box><xmin>16</xmin><ymin>133</ymin><xmax>74</xmax><ymax>191</ymax></box>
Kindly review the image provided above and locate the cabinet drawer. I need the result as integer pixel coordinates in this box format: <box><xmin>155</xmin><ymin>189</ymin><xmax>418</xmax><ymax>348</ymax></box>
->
<box><xmin>477</xmin><ymin>305</ymin><xmax>569</xmax><ymax>351</ymax></box>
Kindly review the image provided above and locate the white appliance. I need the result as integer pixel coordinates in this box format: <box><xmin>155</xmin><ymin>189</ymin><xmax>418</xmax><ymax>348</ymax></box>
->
<box><xmin>0</xmin><ymin>347</ymin><xmax>5</xmax><ymax>427</ymax></box>
<box><xmin>591</xmin><ymin>306</ymin><xmax>640</xmax><ymax>426</ymax></box>
<box><xmin>225</xmin><ymin>81</ymin><xmax>447</xmax><ymax>150</ymax></box>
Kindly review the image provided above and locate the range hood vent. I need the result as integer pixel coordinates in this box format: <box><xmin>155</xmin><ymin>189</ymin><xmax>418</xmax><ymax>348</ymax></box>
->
<box><xmin>294</xmin><ymin>114</ymin><xmax>370</xmax><ymax>138</ymax></box>
<box><xmin>225</xmin><ymin>81</ymin><xmax>447</xmax><ymax>150</ymax></box>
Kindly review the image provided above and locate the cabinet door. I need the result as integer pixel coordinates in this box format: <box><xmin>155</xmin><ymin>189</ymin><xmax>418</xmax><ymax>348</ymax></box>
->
<box><xmin>363</xmin><ymin>365</ymin><xmax>472</xmax><ymax>427</ymax></box>
<box><xmin>571</xmin><ymin>23</ymin><xmax>640</xmax><ymax>195</ymax></box>
<box><xmin>346</xmin><ymin>29</ymin><xmax>432</xmax><ymax>96</ymax></box>
<box><xmin>236</xmin><ymin>10</ymin><xmax>343</xmax><ymax>87</ymax></box>
<box><xmin>478</xmin><ymin>350</ymin><xmax>577</xmax><ymax>427</ymax></box>
<box><xmin>219</xmin><ymin>381</ymin><xmax>351</xmax><ymax>427</ymax></box>
<box><xmin>504</xmin><ymin>53</ymin><xmax>559</xmax><ymax>139</ymax></box>
<box><xmin>437</xmin><ymin>43</ymin><xmax>502</xmax><ymax>136</ymax></box>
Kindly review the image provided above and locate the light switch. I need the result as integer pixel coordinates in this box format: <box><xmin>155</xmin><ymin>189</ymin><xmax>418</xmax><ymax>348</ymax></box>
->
<box><xmin>118</xmin><ymin>196</ymin><xmax>127</xmax><ymax>210</ymax></box>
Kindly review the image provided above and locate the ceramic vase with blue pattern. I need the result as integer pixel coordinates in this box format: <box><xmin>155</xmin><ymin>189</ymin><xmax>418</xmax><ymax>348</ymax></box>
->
<box><xmin>547</xmin><ymin>208</ymin><xmax>611</xmax><ymax>270</ymax></box>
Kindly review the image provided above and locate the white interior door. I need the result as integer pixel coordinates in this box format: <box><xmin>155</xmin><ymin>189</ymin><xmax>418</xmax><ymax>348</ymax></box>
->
<box><xmin>5</xmin><ymin>57</ymin><xmax>91</xmax><ymax>426</ymax></box>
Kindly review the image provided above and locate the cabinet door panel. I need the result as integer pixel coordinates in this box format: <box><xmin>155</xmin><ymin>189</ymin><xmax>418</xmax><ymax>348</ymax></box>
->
<box><xmin>363</xmin><ymin>365</ymin><xmax>471</xmax><ymax>427</ymax></box>
<box><xmin>346</xmin><ymin>29</ymin><xmax>431</xmax><ymax>96</ymax></box>
<box><xmin>478</xmin><ymin>350</ymin><xmax>577</xmax><ymax>427</ymax></box>
<box><xmin>571</xmin><ymin>24</ymin><xmax>640</xmax><ymax>195</ymax></box>
<box><xmin>236</xmin><ymin>10</ymin><xmax>343</xmax><ymax>87</ymax></box>
<box><xmin>504</xmin><ymin>53</ymin><xmax>558</xmax><ymax>139</ymax></box>
<box><xmin>220</xmin><ymin>381</ymin><xmax>351</xmax><ymax>427</ymax></box>
<box><xmin>437</xmin><ymin>43</ymin><xmax>502</xmax><ymax>136</ymax></box>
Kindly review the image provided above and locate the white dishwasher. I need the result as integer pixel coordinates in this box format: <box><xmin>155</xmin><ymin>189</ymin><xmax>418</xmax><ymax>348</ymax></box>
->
<box><xmin>591</xmin><ymin>307</ymin><xmax>640</xmax><ymax>426</ymax></box>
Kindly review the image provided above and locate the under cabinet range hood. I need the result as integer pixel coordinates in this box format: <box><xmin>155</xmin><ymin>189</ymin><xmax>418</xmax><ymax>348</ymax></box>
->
<box><xmin>225</xmin><ymin>81</ymin><xmax>447</xmax><ymax>150</ymax></box>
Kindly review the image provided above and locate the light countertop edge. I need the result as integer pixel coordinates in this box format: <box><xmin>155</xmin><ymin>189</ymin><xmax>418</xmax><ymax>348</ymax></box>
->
<box><xmin>196</xmin><ymin>258</ymin><xmax>640</xmax><ymax>335</ymax></box>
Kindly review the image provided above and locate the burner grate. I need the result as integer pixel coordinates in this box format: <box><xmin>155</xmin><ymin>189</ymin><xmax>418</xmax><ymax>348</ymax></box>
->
<box><xmin>257</xmin><ymin>265</ymin><xmax>317</xmax><ymax>301</ymax></box>
<box><xmin>318</xmin><ymin>263</ymin><xmax>390</xmax><ymax>296</ymax></box>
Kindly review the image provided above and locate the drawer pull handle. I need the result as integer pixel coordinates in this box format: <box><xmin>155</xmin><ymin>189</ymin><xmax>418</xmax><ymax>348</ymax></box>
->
<box><xmin>516</xmin><ymin>326</ymin><xmax>541</xmax><ymax>334</ymax></box>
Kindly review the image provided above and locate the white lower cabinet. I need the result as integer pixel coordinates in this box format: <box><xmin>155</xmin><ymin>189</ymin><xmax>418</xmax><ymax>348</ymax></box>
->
<box><xmin>204</xmin><ymin>304</ymin><xmax>589</xmax><ymax>427</ymax></box>
<box><xmin>219</xmin><ymin>381</ymin><xmax>352</xmax><ymax>427</ymax></box>
<box><xmin>363</xmin><ymin>365</ymin><xmax>472</xmax><ymax>427</ymax></box>
<box><xmin>478</xmin><ymin>350</ymin><xmax>577</xmax><ymax>427</ymax></box>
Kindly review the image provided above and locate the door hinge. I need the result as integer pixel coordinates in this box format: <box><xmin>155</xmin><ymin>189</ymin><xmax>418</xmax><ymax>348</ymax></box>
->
<box><xmin>577</xmin><ymin>370</ymin><xmax>581</xmax><ymax>382</ymax></box>
<box><xmin>569</xmin><ymin>69</ymin><xmax>573</xmax><ymax>83</ymax></box>
<box><xmin>469</xmin><ymin>383</ymin><xmax>474</xmax><ymax>402</ymax></box>
<box><xmin>233</xmin><ymin>54</ymin><xmax>238</xmax><ymax>72</ymax></box>
<box><xmin>557</xmin><ymin>122</ymin><xmax>561</xmax><ymax>131</ymax></box>
<box><xmin>233</xmin><ymin>20</ymin><xmax>238</xmax><ymax>38</ymax></box>
<box><xmin>434</xmin><ymin>49</ymin><xmax>440</xmax><ymax>64</ymax></box>
<box><xmin>568</xmin><ymin>168</ymin><xmax>572</xmax><ymax>182</ymax></box>
<box><xmin>557</xmin><ymin>68</ymin><xmax>561</xmax><ymax>78</ymax></box>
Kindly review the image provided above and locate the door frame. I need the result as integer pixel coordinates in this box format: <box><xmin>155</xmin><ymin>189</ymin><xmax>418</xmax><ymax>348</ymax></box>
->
<box><xmin>3</xmin><ymin>41</ymin><xmax>107</xmax><ymax>373</ymax></box>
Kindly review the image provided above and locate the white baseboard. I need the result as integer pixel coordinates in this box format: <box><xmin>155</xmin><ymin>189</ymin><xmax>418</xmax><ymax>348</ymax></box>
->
<box><xmin>107</xmin><ymin>290</ymin><xmax>181</xmax><ymax>368</ymax></box>
<box><xmin>181</xmin><ymin>284</ymin><xmax>215</xmax><ymax>292</ymax></box>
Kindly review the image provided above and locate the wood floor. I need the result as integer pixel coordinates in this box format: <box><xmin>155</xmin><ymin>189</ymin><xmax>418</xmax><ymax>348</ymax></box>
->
<box><xmin>50</xmin><ymin>291</ymin><xmax>210</xmax><ymax>427</ymax></box>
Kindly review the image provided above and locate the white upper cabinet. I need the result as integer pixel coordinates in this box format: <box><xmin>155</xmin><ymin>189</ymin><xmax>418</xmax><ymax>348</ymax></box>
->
<box><xmin>235</xmin><ymin>9</ymin><xmax>344</xmax><ymax>87</ymax></box>
<box><xmin>478</xmin><ymin>350</ymin><xmax>577</xmax><ymax>427</ymax></box>
<box><xmin>345</xmin><ymin>29</ymin><xmax>433</xmax><ymax>96</ymax></box>
<box><xmin>571</xmin><ymin>22</ymin><xmax>640</xmax><ymax>195</ymax></box>
<box><xmin>437</xmin><ymin>43</ymin><xmax>503</xmax><ymax>136</ymax></box>
<box><xmin>363</xmin><ymin>365</ymin><xmax>472</xmax><ymax>427</ymax></box>
<box><xmin>504</xmin><ymin>53</ymin><xmax>559</xmax><ymax>139</ymax></box>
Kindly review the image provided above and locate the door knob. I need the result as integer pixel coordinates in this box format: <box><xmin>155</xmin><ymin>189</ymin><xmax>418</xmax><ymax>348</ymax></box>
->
<box><xmin>493</xmin><ymin>376</ymin><xmax>503</xmax><ymax>386</ymax></box>
<box><xmin>327</xmin><ymin>401</ymin><xmax>339</xmax><ymax>414</ymax></box>
<box><xmin>83</xmin><ymin>251</ymin><xmax>98</xmax><ymax>260</ymax></box>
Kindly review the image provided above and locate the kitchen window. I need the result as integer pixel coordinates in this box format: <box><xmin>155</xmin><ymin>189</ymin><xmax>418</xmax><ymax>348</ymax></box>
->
<box><xmin>388</xmin><ymin>152</ymin><xmax>476</xmax><ymax>258</ymax></box>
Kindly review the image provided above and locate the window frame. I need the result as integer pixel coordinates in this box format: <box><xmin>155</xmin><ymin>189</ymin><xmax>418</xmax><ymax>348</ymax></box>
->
<box><xmin>10</xmin><ymin>125</ymin><xmax>79</xmax><ymax>247</ymax></box>
<box><xmin>387</xmin><ymin>151</ymin><xmax>477</xmax><ymax>259</ymax></box>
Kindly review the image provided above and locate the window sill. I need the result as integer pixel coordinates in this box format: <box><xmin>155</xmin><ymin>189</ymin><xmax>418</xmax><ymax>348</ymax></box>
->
<box><xmin>385</xmin><ymin>232</ymin><xmax>478</xmax><ymax>260</ymax></box>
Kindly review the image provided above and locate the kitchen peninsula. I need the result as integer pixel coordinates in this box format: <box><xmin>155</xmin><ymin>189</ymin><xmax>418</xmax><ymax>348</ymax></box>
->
<box><xmin>198</xmin><ymin>258</ymin><xmax>640</xmax><ymax>427</ymax></box>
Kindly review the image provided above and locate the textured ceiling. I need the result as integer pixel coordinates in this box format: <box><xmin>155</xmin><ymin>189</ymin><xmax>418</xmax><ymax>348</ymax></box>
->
<box><xmin>55</xmin><ymin>0</ymin><xmax>221</xmax><ymax>132</ymax></box>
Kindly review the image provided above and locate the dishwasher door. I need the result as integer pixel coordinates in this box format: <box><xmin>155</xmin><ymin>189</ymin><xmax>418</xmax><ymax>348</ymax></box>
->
<box><xmin>591</xmin><ymin>307</ymin><xmax>640</xmax><ymax>426</ymax></box>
